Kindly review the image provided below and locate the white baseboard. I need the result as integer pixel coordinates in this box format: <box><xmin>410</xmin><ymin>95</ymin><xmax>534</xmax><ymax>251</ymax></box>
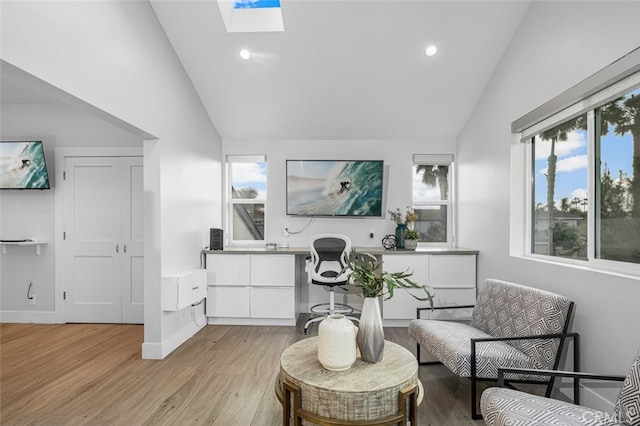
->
<box><xmin>579</xmin><ymin>383</ymin><xmax>617</xmax><ymax>413</ymax></box>
<box><xmin>141</xmin><ymin>319</ymin><xmax>206</xmax><ymax>360</ymax></box>
<box><xmin>206</xmin><ymin>317</ymin><xmax>297</xmax><ymax>326</ymax></box>
<box><xmin>0</xmin><ymin>310</ymin><xmax>58</xmax><ymax>323</ymax></box>
<box><xmin>555</xmin><ymin>381</ymin><xmax>617</xmax><ymax>415</ymax></box>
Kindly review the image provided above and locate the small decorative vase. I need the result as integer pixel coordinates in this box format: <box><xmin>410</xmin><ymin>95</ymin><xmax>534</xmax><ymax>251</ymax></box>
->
<box><xmin>317</xmin><ymin>314</ymin><xmax>357</xmax><ymax>371</ymax></box>
<box><xmin>404</xmin><ymin>239</ymin><xmax>418</xmax><ymax>250</ymax></box>
<box><xmin>357</xmin><ymin>297</ymin><xmax>384</xmax><ymax>363</ymax></box>
<box><xmin>407</xmin><ymin>221</ymin><xmax>415</xmax><ymax>231</ymax></box>
<box><xmin>395</xmin><ymin>224</ymin><xmax>407</xmax><ymax>249</ymax></box>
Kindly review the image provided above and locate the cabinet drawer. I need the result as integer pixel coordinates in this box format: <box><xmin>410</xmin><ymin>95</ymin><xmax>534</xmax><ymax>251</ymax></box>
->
<box><xmin>383</xmin><ymin>254</ymin><xmax>428</xmax><ymax>285</ymax></box>
<box><xmin>428</xmin><ymin>255</ymin><xmax>476</xmax><ymax>287</ymax></box>
<box><xmin>430</xmin><ymin>287</ymin><xmax>476</xmax><ymax>307</ymax></box>
<box><xmin>250</xmin><ymin>287</ymin><xmax>295</xmax><ymax>319</ymax></box>
<box><xmin>207</xmin><ymin>254</ymin><xmax>250</xmax><ymax>286</ymax></box>
<box><xmin>206</xmin><ymin>286</ymin><xmax>250</xmax><ymax>317</ymax></box>
<box><xmin>250</xmin><ymin>255</ymin><xmax>295</xmax><ymax>286</ymax></box>
<box><xmin>419</xmin><ymin>288</ymin><xmax>475</xmax><ymax>321</ymax></box>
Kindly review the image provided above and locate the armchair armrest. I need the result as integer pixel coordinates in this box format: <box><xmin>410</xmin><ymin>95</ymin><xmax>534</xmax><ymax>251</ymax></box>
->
<box><xmin>416</xmin><ymin>305</ymin><xmax>474</xmax><ymax>319</ymax></box>
<box><xmin>470</xmin><ymin>332</ymin><xmax>580</xmax><ymax>402</ymax></box>
<box><xmin>497</xmin><ymin>366</ymin><xmax>625</xmax><ymax>405</ymax></box>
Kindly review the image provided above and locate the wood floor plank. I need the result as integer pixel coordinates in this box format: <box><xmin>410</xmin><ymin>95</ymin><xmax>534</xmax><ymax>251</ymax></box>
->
<box><xmin>1</xmin><ymin>321</ymin><xmax>487</xmax><ymax>425</ymax></box>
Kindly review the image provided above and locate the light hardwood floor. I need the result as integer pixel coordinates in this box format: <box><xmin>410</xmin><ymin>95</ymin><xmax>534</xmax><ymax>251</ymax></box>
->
<box><xmin>1</xmin><ymin>320</ymin><xmax>487</xmax><ymax>425</ymax></box>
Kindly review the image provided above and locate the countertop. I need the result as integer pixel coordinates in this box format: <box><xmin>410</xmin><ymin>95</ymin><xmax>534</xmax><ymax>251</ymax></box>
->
<box><xmin>204</xmin><ymin>246</ymin><xmax>478</xmax><ymax>255</ymax></box>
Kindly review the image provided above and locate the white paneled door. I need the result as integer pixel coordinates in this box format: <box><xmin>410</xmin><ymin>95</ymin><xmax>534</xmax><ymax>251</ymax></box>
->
<box><xmin>63</xmin><ymin>156</ymin><xmax>144</xmax><ymax>324</ymax></box>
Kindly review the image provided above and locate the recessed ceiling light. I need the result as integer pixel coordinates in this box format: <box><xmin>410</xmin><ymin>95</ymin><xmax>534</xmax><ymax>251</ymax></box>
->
<box><xmin>240</xmin><ymin>49</ymin><xmax>252</xmax><ymax>60</ymax></box>
<box><xmin>425</xmin><ymin>45</ymin><xmax>438</xmax><ymax>57</ymax></box>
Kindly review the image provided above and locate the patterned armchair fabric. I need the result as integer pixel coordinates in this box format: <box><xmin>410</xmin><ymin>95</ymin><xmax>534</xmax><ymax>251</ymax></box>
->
<box><xmin>470</xmin><ymin>279</ymin><xmax>573</xmax><ymax>371</ymax></box>
<box><xmin>481</xmin><ymin>349</ymin><xmax>640</xmax><ymax>426</ymax></box>
<box><xmin>409</xmin><ymin>279</ymin><xmax>573</xmax><ymax>378</ymax></box>
<box><xmin>408</xmin><ymin>278</ymin><xmax>575</xmax><ymax>419</ymax></box>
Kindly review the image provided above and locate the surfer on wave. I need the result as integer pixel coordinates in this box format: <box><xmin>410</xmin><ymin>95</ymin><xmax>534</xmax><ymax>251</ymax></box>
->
<box><xmin>339</xmin><ymin>181</ymin><xmax>352</xmax><ymax>193</ymax></box>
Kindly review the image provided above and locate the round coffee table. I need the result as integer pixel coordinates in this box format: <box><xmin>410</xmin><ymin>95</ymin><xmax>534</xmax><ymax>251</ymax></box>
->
<box><xmin>278</xmin><ymin>337</ymin><xmax>423</xmax><ymax>425</ymax></box>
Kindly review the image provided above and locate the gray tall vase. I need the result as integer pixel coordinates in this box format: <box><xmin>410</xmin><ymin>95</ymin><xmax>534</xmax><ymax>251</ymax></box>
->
<box><xmin>357</xmin><ymin>297</ymin><xmax>384</xmax><ymax>363</ymax></box>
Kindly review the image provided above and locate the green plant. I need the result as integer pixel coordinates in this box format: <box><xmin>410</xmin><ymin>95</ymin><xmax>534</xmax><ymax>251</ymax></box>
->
<box><xmin>342</xmin><ymin>250</ymin><xmax>434</xmax><ymax>303</ymax></box>
<box><xmin>404</xmin><ymin>229</ymin><xmax>420</xmax><ymax>240</ymax></box>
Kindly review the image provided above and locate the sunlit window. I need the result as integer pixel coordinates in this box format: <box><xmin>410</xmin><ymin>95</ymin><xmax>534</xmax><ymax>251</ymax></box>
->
<box><xmin>227</xmin><ymin>155</ymin><xmax>267</xmax><ymax>245</ymax></box>
<box><xmin>412</xmin><ymin>154</ymin><xmax>454</xmax><ymax>244</ymax></box>
<box><xmin>526</xmin><ymin>79</ymin><xmax>639</xmax><ymax>266</ymax></box>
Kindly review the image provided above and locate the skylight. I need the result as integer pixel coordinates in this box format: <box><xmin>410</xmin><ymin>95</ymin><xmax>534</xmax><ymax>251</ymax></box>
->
<box><xmin>233</xmin><ymin>0</ymin><xmax>280</xmax><ymax>9</ymax></box>
<box><xmin>218</xmin><ymin>0</ymin><xmax>284</xmax><ymax>33</ymax></box>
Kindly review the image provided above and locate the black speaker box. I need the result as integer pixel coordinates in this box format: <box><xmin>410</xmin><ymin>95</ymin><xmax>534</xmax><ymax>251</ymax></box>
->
<box><xmin>210</xmin><ymin>228</ymin><xmax>224</xmax><ymax>250</ymax></box>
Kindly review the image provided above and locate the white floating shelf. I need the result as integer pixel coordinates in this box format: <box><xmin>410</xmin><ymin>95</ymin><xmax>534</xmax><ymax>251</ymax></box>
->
<box><xmin>0</xmin><ymin>240</ymin><xmax>48</xmax><ymax>256</ymax></box>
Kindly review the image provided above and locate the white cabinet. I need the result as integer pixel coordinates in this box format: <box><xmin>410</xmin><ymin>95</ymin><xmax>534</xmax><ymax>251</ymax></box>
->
<box><xmin>382</xmin><ymin>253</ymin><xmax>477</xmax><ymax>325</ymax></box>
<box><xmin>208</xmin><ymin>286</ymin><xmax>251</xmax><ymax>317</ymax></box>
<box><xmin>206</xmin><ymin>254</ymin><xmax>297</xmax><ymax>325</ymax></box>
<box><xmin>427</xmin><ymin>255</ymin><xmax>476</xmax><ymax>321</ymax></box>
<box><xmin>162</xmin><ymin>269</ymin><xmax>207</xmax><ymax>311</ymax></box>
<box><xmin>382</xmin><ymin>255</ymin><xmax>428</xmax><ymax>320</ymax></box>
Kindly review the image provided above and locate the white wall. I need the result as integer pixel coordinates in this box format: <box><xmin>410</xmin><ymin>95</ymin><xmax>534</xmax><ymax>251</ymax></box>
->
<box><xmin>458</xmin><ymin>1</ymin><xmax>640</xmax><ymax>411</ymax></box>
<box><xmin>0</xmin><ymin>103</ymin><xmax>142</xmax><ymax>321</ymax></box>
<box><xmin>223</xmin><ymin>138</ymin><xmax>457</xmax><ymax>311</ymax></box>
<box><xmin>1</xmin><ymin>2</ymin><xmax>222</xmax><ymax>358</ymax></box>
<box><xmin>223</xmin><ymin>138</ymin><xmax>457</xmax><ymax>248</ymax></box>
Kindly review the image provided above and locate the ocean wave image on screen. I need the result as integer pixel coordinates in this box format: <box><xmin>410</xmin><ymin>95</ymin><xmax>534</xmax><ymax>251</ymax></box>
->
<box><xmin>0</xmin><ymin>141</ymin><xmax>51</xmax><ymax>189</ymax></box>
<box><xmin>287</xmin><ymin>161</ymin><xmax>383</xmax><ymax>216</ymax></box>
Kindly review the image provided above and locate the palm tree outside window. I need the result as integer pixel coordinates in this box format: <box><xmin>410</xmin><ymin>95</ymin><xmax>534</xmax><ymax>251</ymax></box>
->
<box><xmin>527</xmin><ymin>77</ymin><xmax>639</xmax><ymax>265</ymax></box>
<box><xmin>412</xmin><ymin>154</ymin><xmax>454</xmax><ymax>245</ymax></box>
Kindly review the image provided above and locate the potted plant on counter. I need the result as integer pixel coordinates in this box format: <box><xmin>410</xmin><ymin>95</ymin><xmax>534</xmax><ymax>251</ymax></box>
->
<box><xmin>343</xmin><ymin>250</ymin><xmax>433</xmax><ymax>363</ymax></box>
<box><xmin>404</xmin><ymin>229</ymin><xmax>420</xmax><ymax>250</ymax></box>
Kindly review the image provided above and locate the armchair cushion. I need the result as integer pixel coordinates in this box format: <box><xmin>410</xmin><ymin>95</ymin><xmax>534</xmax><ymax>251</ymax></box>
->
<box><xmin>481</xmin><ymin>387</ymin><xmax>624</xmax><ymax>426</ymax></box>
<box><xmin>407</xmin><ymin>320</ymin><xmax>545</xmax><ymax>380</ymax></box>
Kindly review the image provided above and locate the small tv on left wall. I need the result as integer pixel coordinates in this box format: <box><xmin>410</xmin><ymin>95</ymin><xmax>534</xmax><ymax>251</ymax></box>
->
<box><xmin>0</xmin><ymin>141</ymin><xmax>51</xmax><ymax>190</ymax></box>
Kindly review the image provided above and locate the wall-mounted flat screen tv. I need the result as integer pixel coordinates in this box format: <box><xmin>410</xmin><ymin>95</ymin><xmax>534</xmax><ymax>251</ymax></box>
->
<box><xmin>286</xmin><ymin>160</ymin><xmax>384</xmax><ymax>217</ymax></box>
<box><xmin>0</xmin><ymin>141</ymin><xmax>51</xmax><ymax>190</ymax></box>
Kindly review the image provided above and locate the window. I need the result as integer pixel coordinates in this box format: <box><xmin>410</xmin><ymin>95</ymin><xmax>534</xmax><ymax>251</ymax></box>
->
<box><xmin>595</xmin><ymin>88</ymin><xmax>640</xmax><ymax>264</ymax></box>
<box><xmin>532</xmin><ymin>114</ymin><xmax>588</xmax><ymax>260</ymax></box>
<box><xmin>227</xmin><ymin>155</ymin><xmax>267</xmax><ymax>245</ymax></box>
<box><xmin>523</xmin><ymin>73</ymin><xmax>640</xmax><ymax>267</ymax></box>
<box><xmin>412</xmin><ymin>154</ymin><xmax>454</xmax><ymax>244</ymax></box>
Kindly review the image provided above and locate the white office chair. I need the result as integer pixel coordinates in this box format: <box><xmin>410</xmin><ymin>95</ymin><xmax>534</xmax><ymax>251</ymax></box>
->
<box><xmin>303</xmin><ymin>234</ymin><xmax>360</xmax><ymax>334</ymax></box>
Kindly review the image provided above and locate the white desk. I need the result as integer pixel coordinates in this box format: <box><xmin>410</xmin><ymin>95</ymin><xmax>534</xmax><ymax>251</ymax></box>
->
<box><xmin>205</xmin><ymin>247</ymin><xmax>478</xmax><ymax>327</ymax></box>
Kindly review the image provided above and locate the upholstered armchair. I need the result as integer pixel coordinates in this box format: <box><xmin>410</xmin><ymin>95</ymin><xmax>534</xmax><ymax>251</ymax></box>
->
<box><xmin>481</xmin><ymin>349</ymin><xmax>640</xmax><ymax>426</ymax></box>
<box><xmin>408</xmin><ymin>278</ymin><xmax>579</xmax><ymax>419</ymax></box>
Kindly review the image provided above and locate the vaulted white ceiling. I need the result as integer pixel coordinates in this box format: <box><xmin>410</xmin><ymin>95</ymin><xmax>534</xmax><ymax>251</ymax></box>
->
<box><xmin>152</xmin><ymin>0</ymin><xmax>530</xmax><ymax>140</ymax></box>
<box><xmin>1</xmin><ymin>1</ymin><xmax>531</xmax><ymax>141</ymax></box>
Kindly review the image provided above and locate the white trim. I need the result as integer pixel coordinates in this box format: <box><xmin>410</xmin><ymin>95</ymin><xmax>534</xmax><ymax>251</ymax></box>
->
<box><xmin>520</xmin><ymin>71</ymin><xmax>640</xmax><ymax>141</ymax></box>
<box><xmin>206</xmin><ymin>317</ymin><xmax>297</xmax><ymax>326</ymax></box>
<box><xmin>513</xmin><ymin>47</ymin><xmax>640</xmax><ymax>134</ymax></box>
<box><xmin>510</xmin><ymin>133</ymin><xmax>528</xmax><ymax>257</ymax></box>
<box><xmin>0</xmin><ymin>310</ymin><xmax>58</xmax><ymax>323</ymax></box>
<box><xmin>141</xmin><ymin>320</ymin><xmax>206</xmax><ymax>360</ymax></box>
<box><xmin>514</xmin><ymin>254</ymin><xmax>640</xmax><ymax>281</ymax></box>
<box><xmin>226</xmin><ymin>154</ymin><xmax>266</xmax><ymax>163</ymax></box>
<box><xmin>413</xmin><ymin>154</ymin><xmax>454</xmax><ymax>164</ymax></box>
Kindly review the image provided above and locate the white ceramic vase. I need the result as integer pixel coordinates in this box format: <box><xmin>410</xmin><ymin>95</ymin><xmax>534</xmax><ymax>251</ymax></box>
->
<box><xmin>317</xmin><ymin>314</ymin><xmax>357</xmax><ymax>371</ymax></box>
<box><xmin>357</xmin><ymin>297</ymin><xmax>385</xmax><ymax>363</ymax></box>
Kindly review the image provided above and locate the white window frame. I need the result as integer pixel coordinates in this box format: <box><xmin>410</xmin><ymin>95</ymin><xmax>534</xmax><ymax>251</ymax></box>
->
<box><xmin>412</xmin><ymin>154</ymin><xmax>455</xmax><ymax>246</ymax></box>
<box><xmin>510</xmin><ymin>54</ymin><xmax>640</xmax><ymax>278</ymax></box>
<box><xmin>226</xmin><ymin>155</ymin><xmax>267</xmax><ymax>246</ymax></box>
